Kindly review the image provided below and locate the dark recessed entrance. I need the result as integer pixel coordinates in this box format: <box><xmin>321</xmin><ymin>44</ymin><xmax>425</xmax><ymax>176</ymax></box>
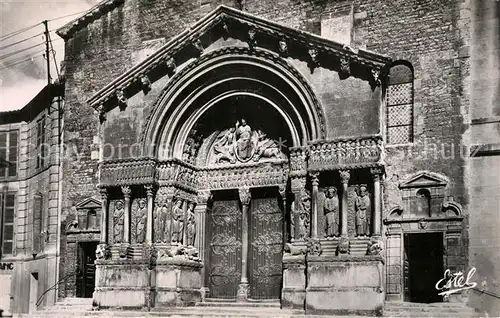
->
<box><xmin>77</xmin><ymin>242</ymin><xmax>98</xmax><ymax>298</ymax></box>
<box><xmin>404</xmin><ymin>233</ymin><xmax>444</xmax><ymax>303</ymax></box>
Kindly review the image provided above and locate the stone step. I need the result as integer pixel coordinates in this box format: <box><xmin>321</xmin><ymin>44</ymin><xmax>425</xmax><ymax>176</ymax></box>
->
<box><xmin>197</xmin><ymin>299</ymin><xmax>280</xmax><ymax>308</ymax></box>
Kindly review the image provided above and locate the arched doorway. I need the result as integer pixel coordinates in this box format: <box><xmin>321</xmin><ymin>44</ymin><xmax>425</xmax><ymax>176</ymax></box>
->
<box><xmin>141</xmin><ymin>48</ymin><xmax>323</xmax><ymax>301</ymax></box>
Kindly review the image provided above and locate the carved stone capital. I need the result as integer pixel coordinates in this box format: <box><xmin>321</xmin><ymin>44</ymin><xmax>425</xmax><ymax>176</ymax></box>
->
<box><xmin>291</xmin><ymin>177</ymin><xmax>306</xmax><ymax>193</ymax></box>
<box><xmin>370</xmin><ymin>168</ymin><xmax>383</xmax><ymax>181</ymax></box>
<box><xmin>145</xmin><ymin>184</ymin><xmax>155</xmax><ymax>197</ymax></box>
<box><xmin>238</xmin><ymin>187</ymin><xmax>251</xmax><ymax>206</ymax></box>
<box><xmin>121</xmin><ymin>185</ymin><xmax>131</xmax><ymax>198</ymax></box>
<box><xmin>339</xmin><ymin>170</ymin><xmax>351</xmax><ymax>185</ymax></box>
<box><xmin>139</xmin><ymin>74</ymin><xmax>152</xmax><ymax>94</ymax></box>
<box><xmin>99</xmin><ymin>188</ymin><xmax>108</xmax><ymax>201</ymax></box>
<box><xmin>115</xmin><ymin>89</ymin><xmax>127</xmax><ymax>111</ymax></box>
<box><xmin>278</xmin><ymin>184</ymin><xmax>286</xmax><ymax>200</ymax></box>
<box><xmin>310</xmin><ymin>172</ymin><xmax>320</xmax><ymax>187</ymax></box>
<box><xmin>197</xmin><ymin>190</ymin><xmax>213</xmax><ymax>205</ymax></box>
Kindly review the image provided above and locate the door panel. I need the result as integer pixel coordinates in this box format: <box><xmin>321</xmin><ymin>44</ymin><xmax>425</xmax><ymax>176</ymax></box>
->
<box><xmin>208</xmin><ymin>199</ymin><xmax>242</xmax><ymax>298</ymax></box>
<box><xmin>84</xmin><ymin>244</ymin><xmax>97</xmax><ymax>298</ymax></box>
<box><xmin>249</xmin><ymin>196</ymin><xmax>283</xmax><ymax>299</ymax></box>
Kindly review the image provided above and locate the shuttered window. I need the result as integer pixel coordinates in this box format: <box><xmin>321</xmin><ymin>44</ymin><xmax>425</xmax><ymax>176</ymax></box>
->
<box><xmin>33</xmin><ymin>194</ymin><xmax>43</xmax><ymax>254</ymax></box>
<box><xmin>36</xmin><ymin>116</ymin><xmax>47</xmax><ymax>169</ymax></box>
<box><xmin>1</xmin><ymin>193</ymin><xmax>16</xmax><ymax>256</ymax></box>
<box><xmin>0</xmin><ymin>130</ymin><xmax>19</xmax><ymax>178</ymax></box>
<box><xmin>387</xmin><ymin>63</ymin><xmax>414</xmax><ymax>144</ymax></box>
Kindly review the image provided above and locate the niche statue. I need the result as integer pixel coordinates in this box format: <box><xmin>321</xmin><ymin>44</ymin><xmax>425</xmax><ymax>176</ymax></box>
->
<box><xmin>355</xmin><ymin>185</ymin><xmax>371</xmax><ymax>236</ymax></box>
<box><xmin>323</xmin><ymin>187</ymin><xmax>339</xmax><ymax>237</ymax></box>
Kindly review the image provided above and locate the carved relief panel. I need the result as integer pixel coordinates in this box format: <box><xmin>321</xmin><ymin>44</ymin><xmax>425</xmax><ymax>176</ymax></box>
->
<box><xmin>131</xmin><ymin>198</ymin><xmax>147</xmax><ymax>244</ymax></box>
<box><xmin>110</xmin><ymin>199</ymin><xmax>124</xmax><ymax>244</ymax></box>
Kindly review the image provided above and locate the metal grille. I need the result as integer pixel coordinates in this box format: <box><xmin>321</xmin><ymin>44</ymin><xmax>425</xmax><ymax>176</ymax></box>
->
<box><xmin>387</xmin><ymin>83</ymin><xmax>412</xmax><ymax>105</ymax></box>
<box><xmin>388</xmin><ymin>126</ymin><xmax>412</xmax><ymax>145</ymax></box>
<box><xmin>388</xmin><ymin>104</ymin><xmax>412</xmax><ymax>126</ymax></box>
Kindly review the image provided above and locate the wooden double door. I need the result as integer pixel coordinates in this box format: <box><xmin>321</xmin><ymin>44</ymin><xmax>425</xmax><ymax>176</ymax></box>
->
<box><xmin>207</xmin><ymin>188</ymin><xmax>283</xmax><ymax>300</ymax></box>
<box><xmin>77</xmin><ymin>242</ymin><xmax>98</xmax><ymax>298</ymax></box>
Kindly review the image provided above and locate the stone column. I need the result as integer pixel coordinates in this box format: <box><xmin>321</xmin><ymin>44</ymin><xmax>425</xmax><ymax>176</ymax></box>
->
<box><xmin>310</xmin><ymin>172</ymin><xmax>320</xmax><ymax>239</ymax></box>
<box><xmin>371</xmin><ymin>168</ymin><xmax>383</xmax><ymax>236</ymax></box>
<box><xmin>145</xmin><ymin>185</ymin><xmax>155</xmax><ymax>245</ymax></box>
<box><xmin>237</xmin><ymin>187</ymin><xmax>251</xmax><ymax>301</ymax></box>
<box><xmin>122</xmin><ymin>185</ymin><xmax>131</xmax><ymax>244</ymax></box>
<box><xmin>339</xmin><ymin>170</ymin><xmax>350</xmax><ymax>236</ymax></box>
<box><xmin>99</xmin><ymin>188</ymin><xmax>108</xmax><ymax>244</ymax></box>
<box><xmin>196</xmin><ymin>190</ymin><xmax>212</xmax><ymax>300</ymax></box>
<box><xmin>338</xmin><ymin>170</ymin><xmax>351</xmax><ymax>255</ymax></box>
<box><xmin>290</xmin><ymin>177</ymin><xmax>306</xmax><ymax>242</ymax></box>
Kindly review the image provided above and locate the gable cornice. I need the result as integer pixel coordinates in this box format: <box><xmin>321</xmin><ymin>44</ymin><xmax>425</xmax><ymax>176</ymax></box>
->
<box><xmin>399</xmin><ymin>171</ymin><xmax>449</xmax><ymax>189</ymax></box>
<box><xmin>56</xmin><ymin>0</ymin><xmax>125</xmax><ymax>40</ymax></box>
<box><xmin>87</xmin><ymin>5</ymin><xmax>392</xmax><ymax>112</ymax></box>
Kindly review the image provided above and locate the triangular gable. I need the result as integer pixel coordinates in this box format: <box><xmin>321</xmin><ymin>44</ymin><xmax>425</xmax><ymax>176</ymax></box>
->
<box><xmin>75</xmin><ymin>197</ymin><xmax>101</xmax><ymax>209</ymax></box>
<box><xmin>399</xmin><ymin>172</ymin><xmax>448</xmax><ymax>189</ymax></box>
<box><xmin>83</xmin><ymin>5</ymin><xmax>392</xmax><ymax>112</ymax></box>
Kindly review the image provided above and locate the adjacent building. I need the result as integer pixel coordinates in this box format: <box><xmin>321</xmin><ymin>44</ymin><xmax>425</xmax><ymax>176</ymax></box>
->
<box><xmin>0</xmin><ymin>83</ymin><xmax>64</xmax><ymax>315</ymax></box>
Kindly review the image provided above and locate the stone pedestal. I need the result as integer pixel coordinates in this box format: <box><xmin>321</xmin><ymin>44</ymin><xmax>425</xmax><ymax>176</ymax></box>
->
<box><xmin>93</xmin><ymin>260</ymin><xmax>149</xmax><ymax>310</ymax></box>
<box><xmin>281</xmin><ymin>255</ymin><xmax>306</xmax><ymax>309</ymax></box>
<box><xmin>155</xmin><ymin>259</ymin><xmax>203</xmax><ymax>307</ymax></box>
<box><xmin>305</xmin><ymin>255</ymin><xmax>385</xmax><ymax>316</ymax></box>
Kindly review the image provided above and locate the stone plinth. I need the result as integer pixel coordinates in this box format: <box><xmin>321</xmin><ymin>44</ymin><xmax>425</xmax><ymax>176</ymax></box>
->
<box><xmin>305</xmin><ymin>255</ymin><xmax>385</xmax><ymax>316</ymax></box>
<box><xmin>155</xmin><ymin>258</ymin><xmax>203</xmax><ymax>307</ymax></box>
<box><xmin>282</xmin><ymin>255</ymin><xmax>306</xmax><ymax>309</ymax></box>
<box><xmin>93</xmin><ymin>260</ymin><xmax>150</xmax><ymax>310</ymax></box>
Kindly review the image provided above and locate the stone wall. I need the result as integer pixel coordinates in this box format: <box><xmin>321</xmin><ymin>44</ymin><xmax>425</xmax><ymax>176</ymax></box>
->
<box><xmin>59</xmin><ymin>0</ymin><xmax>475</xmax><ymax>308</ymax></box>
<box><xmin>467</xmin><ymin>0</ymin><xmax>500</xmax><ymax>315</ymax></box>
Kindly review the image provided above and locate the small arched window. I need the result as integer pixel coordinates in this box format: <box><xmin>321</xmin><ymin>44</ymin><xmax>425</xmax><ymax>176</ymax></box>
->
<box><xmin>387</xmin><ymin>62</ymin><xmax>414</xmax><ymax>144</ymax></box>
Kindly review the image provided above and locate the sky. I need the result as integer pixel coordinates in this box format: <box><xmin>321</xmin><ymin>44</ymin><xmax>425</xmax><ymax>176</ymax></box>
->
<box><xmin>0</xmin><ymin>0</ymin><xmax>96</xmax><ymax>111</ymax></box>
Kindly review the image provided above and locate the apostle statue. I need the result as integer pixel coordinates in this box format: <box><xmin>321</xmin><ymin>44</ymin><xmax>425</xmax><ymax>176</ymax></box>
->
<box><xmin>323</xmin><ymin>187</ymin><xmax>339</xmax><ymax>237</ymax></box>
<box><xmin>235</xmin><ymin>118</ymin><xmax>253</xmax><ymax>160</ymax></box>
<box><xmin>186</xmin><ymin>202</ymin><xmax>196</xmax><ymax>247</ymax></box>
<box><xmin>293</xmin><ymin>190</ymin><xmax>311</xmax><ymax>240</ymax></box>
<box><xmin>136</xmin><ymin>199</ymin><xmax>147</xmax><ymax>244</ymax></box>
<box><xmin>171</xmin><ymin>199</ymin><xmax>184</xmax><ymax>244</ymax></box>
<box><xmin>113</xmin><ymin>200</ymin><xmax>124</xmax><ymax>243</ymax></box>
<box><xmin>355</xmin><ymin>185</ymin><xmax>371</xmax><ymax>236</ymax></box>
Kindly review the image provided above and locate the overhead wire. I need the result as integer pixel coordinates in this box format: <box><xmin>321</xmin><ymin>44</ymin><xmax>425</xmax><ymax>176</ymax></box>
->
<box><xmin>0</xmin><ymin>42</ymin><xmax>45</xmax><ymax>61</ymax></box>
<box><xmin>0</xmin><ymin>22</ymin><xmax>41</xmax><ymax>42</ymax></box>
<box><xmin>0</xmin><ymin>31</ymin><xmax>45</xmax><ymax>51</ymax></box>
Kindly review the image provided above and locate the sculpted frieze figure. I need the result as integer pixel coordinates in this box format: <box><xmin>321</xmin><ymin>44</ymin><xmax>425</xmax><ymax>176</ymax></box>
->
<box><xmin>171</xmin><ymin>199</ymin><xmax>185</xmax><ymax>244</ymax></box>
<box><xmin>186</xmin><ymin>202</ymin><xmax>196</xmax><ymax>246</ymax></box>
<box><xmin>135</xmin><ymin>199</ymin><xmax>147</xmax><ymax>244</ymax></box>
<box><xmin>323</xmin><ymin>187</ymin><xmax>339</xmax><ymax>237</ymax></box>
<box><xmin>291</xmin><ymin>190</ymin><xmax>311</xmax><ymax>241</ymax></box>
<box><xmin>113</xmin><ymin>200</ymin><xmax>124</xmax><ymax>244</ymax></box>
<box><xmin>209</xmin><ymin>118</ymin><xmax>286</xmax><ymax>164</ymax></box>
<box><xmin>355</xmin><ymin>185</ymin><xmax>371</xmax><ymax>236</ymax></box>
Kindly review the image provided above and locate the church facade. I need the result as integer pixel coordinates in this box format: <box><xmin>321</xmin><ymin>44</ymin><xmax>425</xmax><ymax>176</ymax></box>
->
<box><xmin>1</xmin><ymin>0</ymin><xmax>499</xmax><ymax>316</ymax></box>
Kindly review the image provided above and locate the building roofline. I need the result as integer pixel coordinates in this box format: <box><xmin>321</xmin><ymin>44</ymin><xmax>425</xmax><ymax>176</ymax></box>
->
<box><xmin>0</xmin><ymin>82</ymin><xmax>64</xmax><ymax>125</ymax></box>
<box><xmin>87</xmin><ymin>5</ymin><xmax>392</xmax><ymax>110</ymax></box>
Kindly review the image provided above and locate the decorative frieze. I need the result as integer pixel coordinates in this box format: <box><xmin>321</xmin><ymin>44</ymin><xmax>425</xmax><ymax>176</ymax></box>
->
<box><xmin>100</xmin><ymin>158</ymin><xmax>157</xmax><ymax>187</ymax></box>
<box><xmin>308</xmin><ymin>135</ymin><xmax>383</xmax><ymax>171</ymax></box>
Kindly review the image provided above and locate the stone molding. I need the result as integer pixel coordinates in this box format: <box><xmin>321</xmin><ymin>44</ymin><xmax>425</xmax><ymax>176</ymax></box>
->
<box><xmin>87</xmin><ymin>6</ymin><xmax>391</xmax><ymax>111</ymax></box>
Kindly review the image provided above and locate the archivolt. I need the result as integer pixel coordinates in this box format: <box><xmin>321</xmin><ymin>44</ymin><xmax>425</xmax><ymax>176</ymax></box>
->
<box><xmin>141</xmin><ymin>47</ymin><xmax>326</xmax><ymax>159</ymax></box>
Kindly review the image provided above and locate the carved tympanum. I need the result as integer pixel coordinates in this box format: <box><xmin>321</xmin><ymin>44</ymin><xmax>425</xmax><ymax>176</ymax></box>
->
<box><xmin>209</xmin><ymin>119</ymin><xmax>287</xmax><ymax>165</ymax></box>
<box><xmin>355</xmin><ymin>185</ymin><xmax>370</xmax><ymax>236</ymax></box>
